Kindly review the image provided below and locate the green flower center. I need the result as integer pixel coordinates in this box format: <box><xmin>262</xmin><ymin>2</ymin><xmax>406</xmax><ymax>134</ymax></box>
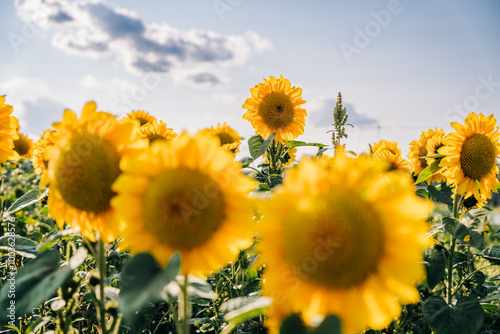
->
<box><xmin>143</xmin><ymin>168</ymin><xmax>226</xmax><ymax>250</ymax></box>
<box><xmin>13</xmin><ymin>138</ymin><xmax>30</xmax><ymax>156</ymax></box>
<box><xmin>53</xmin><ymin>132</ymin><xmax>121</xmax><ymax>214</ymax></box>
<box><xmin>216</xmin><ymin>132</ymin><xmax>234</xmax><ymax>146</ymax></box>
<box><xmin>258</xmin><ymin>92</ymin><xmax>295</xmax><ymax>130</ymax></box>
<box><xmin>282</xmin><ymin>190</ymin><xmax>384</xmax><ymax>289</ymax></box>
<box><xmin>460</xmin><ymin>134</ymin><xmax>496</xmax><ymax>181</ymax></box>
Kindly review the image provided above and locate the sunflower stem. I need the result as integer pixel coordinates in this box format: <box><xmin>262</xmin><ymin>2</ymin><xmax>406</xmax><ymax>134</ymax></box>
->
<box><xmin>179</xmin><ymin>274</ymin><xmax>191</xmax><ymax>334</ymax></box>
<box><xmin>446</xmin><ymin>193</ymin><xmax>465</xmax><ymax>305</ymax></box>
<box><xmin>97</xmin><ymin>237</ymin><xmax>108</xmax><ymax>334</ymax></box>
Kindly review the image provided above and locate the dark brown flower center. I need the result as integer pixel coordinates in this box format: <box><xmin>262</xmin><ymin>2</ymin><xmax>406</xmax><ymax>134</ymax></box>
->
<box><xmin>258</xmin><ymin>92</ymin><xmax>295</xmax><ymax>130</ymax></box>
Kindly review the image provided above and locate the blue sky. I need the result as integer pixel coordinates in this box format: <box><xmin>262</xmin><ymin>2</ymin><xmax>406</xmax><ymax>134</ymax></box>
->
<box><xmin>1</xmin><ymin>0</ymin><xmax>499</xmax><ymax>156</ymax></box>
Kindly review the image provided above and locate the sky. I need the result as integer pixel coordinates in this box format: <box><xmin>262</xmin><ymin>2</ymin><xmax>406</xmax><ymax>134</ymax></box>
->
<box><xmin>1</xmin><ymin>0</ymin><xmax>500</xmax><ymax>158</ymax></box>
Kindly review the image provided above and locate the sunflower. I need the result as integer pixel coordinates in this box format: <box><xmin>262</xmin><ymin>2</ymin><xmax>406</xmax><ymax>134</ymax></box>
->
<box><xmin>32</xmin><ymin>129</ymin><xmax>58</xmax><ymax>187</ymax></box>
<box><xmin>46</xmin><ymin>102</ymin><xmax>148</xmax><ymax>242</ymax></box>
<box><xmin>200</xmin><ymin>123</ymin><xmax>241</xmax><ymax>154</ymax></box>
<box><xmin>111</xmin><ymin>132</ymin><xmax>257</xmax><ymax>275</ymax></box>
<box><xmin>371</xmin><ymin>140</ymin><xmax>401</xmax><ymax>155</ymax></box>
<box><xmin>242</xmin><ymin>75</ymin><xmax>307</xmax><ymax>142</ymax></box>
<box><xmin>425</xmin><ymin>129</ymin><xmax>448</xmax><ymax>183</ymax></box>
<box><xmin>438</xmin><ymin>113</ymin><xmax>500</xmax><ymax>202</ymax></box>
<box><xmin>258</xmin><ymin>152</ymin><xmax>431</xmax><ymax>334</ymax></box>
<box><xmin>408</xmin><ymin>129</ymin><xmax>442</xmax><ymax>184</ymax></box>
<box><xmin>126</xmin><ymin>110</ymin><xmax>157</xmax><ymax>126</ymax></box>
<box><xmin>0</xmin><ymin>96</ymin><xmax>20</xmax><ymax>163</ymax></box>
<box><xmin>138</xmin><ymin>119</ymin><xmax>177</xmax><ymax>143</ymax></box>
<box><xmin>13</xmin><ymin>132</ymin><xmax>35</xmax><ymax>158</ymax></box>
<box><xmin>372</xmin><ymin>150</ymin><xmax>410</xmax><ymax>173</ymax></box>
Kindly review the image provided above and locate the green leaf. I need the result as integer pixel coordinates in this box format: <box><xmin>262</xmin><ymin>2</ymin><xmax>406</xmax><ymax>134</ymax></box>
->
<box><xmin>119</xmin><ymin>252</ymin><xmax>180</xmax><ymax>321</ymax></box>
<box><xmin>316</xmin><ymin>147</ymin><xmax>329</xmax><ymax>156</ymax></box>
<box><xmin>222</xmin><ymin>296</ymin><xmax>272</xmax><ymax>323</ymax></box>
<box><xmin>279</xmin><ymin>314</ymin><xmax>307</xmax><ymax>334</ymax></box>
<box><xmin>248</xmin><ymin>135</ymin><xmax>264</xmax><ymax>159</ymax></box>
<box><xmin>423</xmin><ymin>296</ymin><xmax>484</xmax><ymax>334</ymax></box>
<box><xmin>427</xmin><ymin>185</ymin><xmax>453</xmax><ymax>206</ymax></box>
<box><xmin>425</xmin><ymin>248</ymin><xmax>446</xmax><ymax>290</ymax></box>
<box><xmin>415</xmin><ymin>160</ymin><xmax>441</xmax><ymax>185</ymax></box>
<box><xmin>313</xmin><ymin>315</ymin><xmax>342</xmax><ymax>334</ymax></box>
<box><xmin>37</xmin><ymin>230</ymin><xmax>79</xmax><ymax>252</ymax></box>
<box><xmin>285</xmin><ymin>141</ymin><xmax>328</xmax><ymax>149</ymax></box>
<box><xmin>416</xmin><ymin>189</ymin><xmax>429</xmax><ymax>198</ymax></box>
<box><xmin>243</xmin><ymin>279</ymin><xmax>261</xmax><ymax>296</ymax></box>
<box><xmin>258</xmin><ymin>183</ymin><xmax>270</xmax><ymax>191</ymax></box>
<box><xmin>239</xmin><ymin>156</ymin><xmax>254</xmax><ymax>168</ymax></box>
<box><xmin>257</xmin><ymin>133</ymin><xmax>276</xmax><ymax>158</ymax></box>
<box><xmin>4</xmin><ymin>188</ymin><xmax>48</xmax><ymax>216</ymax></box>
<box><xmin>183</xmin><ymin>275</ymin><xmax>216</xmax><ymax>299</ymax></box>
<box><xmin>443</xmin><ymin>209</ymin><xmax>487</xmax><ymax>248</ymax></box>
<box><xmin>481</xmin><ymin>291</ymin><xmax>500</xmax><ymax>303</ymax></box>
<box><xmin>482</xmin><ymin>245</ymin><xmax>500</xmax><ymax>265</ymax></box>
<box><xmin>0</xmin><ymin>248</ymin><xmax>86</xmax><ymax>325</ymax></box>
<box><xmin>424</xmin><ymin>153</ymin><xmax>446</xmax><ymax>159</ymax></box>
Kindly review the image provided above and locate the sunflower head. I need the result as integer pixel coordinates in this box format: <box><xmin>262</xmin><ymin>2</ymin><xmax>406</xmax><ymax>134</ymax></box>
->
<box><xmin>126</xmin><ymin>110</ymin><xmax>157</xmax><ymax>126</ymax></box>
<box><xmin>370</xmin><ymin>140</ymin><xmax>401</xmax><ymax>156</ymax></box>
<box><xmin>243</xmin><ymin>75</ymin><xmax>307</xmax><ymax>143</ymax></box>
<box><xmin>137</xmin><ymin>119</ymin><xmax>177</xmax><ymax>143</ymax></box>
<box><xmin>258</xmin><ymin>151</ymin><xmax>431</xmax><ymax>333</ymax></box>
<box><xmin>112</xmin><ymin>132</ymin><xmax>257</xmax><ymax>275</ymax></box>
<box><xmin>46</xmin><ymin>101</ymin><xmax>148</xmax><ymax>242</ymax></box>
<box><xmin>408</xmin><ymin>129</ymin><xmax>444</xmax><ymax>184</ymax></box>
<box><xmin>32</xmin><ymin>129</ymin><xmax>58</xmax><ymax>187</ymax></box>
<box><xmin>13</xmin><ymin>132</ymin><xmax>35</xmax><ymax>158</ymax></box>
<box><xmin>438</xmin><ymin>113</ymin><xmax>500</xmax><ymax>201</ymax></box>
<box><xmin>0</xmin><ymin>96</ymin><xmax>20</xmax><ymax>163</ymax></box>
<box><xmin>372</xmin><ymin>150</ymin><xmax>410</xmax><ymax>174</ymax></box>
<box><xmin>200</xmin><ymin>122</ymin><xmax>241</xmax><ymax>154</ymax></box>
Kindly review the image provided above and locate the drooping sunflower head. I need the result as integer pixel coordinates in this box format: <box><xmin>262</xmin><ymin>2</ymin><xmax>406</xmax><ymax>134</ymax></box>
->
<box><xmin>137</xmin><ymin>119</ymin><xmax>177</xmax><ymax>144</ymax></box>
<box><xmin>242</xmin><ymin>75</ymin><xmax>307</xmax><ymax>143</ymax></box>
<box><xmin>32</xmin><ymin>129</ymin><xmax>58</xmax><ymax>187</ymax></box>
<box><xmin>199</xmin><ymin>122</ymin><xmax>241</xmax><ymax>154</ymax></box>
<box><xmin>0</xmin><ymin>96</ymin><xmax>20</xmax><ymax>164</ymax></box>
<box><xmin>112</xmin><ymin>132</ymin><xmax>257</xmax><ymax>275</ymax></box>
<box><xmin>13</xmin><ymin>132</ymin><xmax>35</xmax><ymax>158</ymax></box>
<box><xmin>370</xmin><ymin>140</ymin><xmax>401</xmax><ymax>156</ymax></box>
<box><xmin>438</xmin><ymin>113</ymin><xmax>500</xmax><ymax>201</ymax></box>
<box><xmin>372</xmin><ymin>150</ymin><xmax>410</xmax><ymax>174</ymax></box>
<box><xmin>126</xmin><ymin>110</ymin><xmax>157</xmax><ymax>126</ymax></box>
<box><xmin>46</xmin><ymin>102</ymin><xmax>148</xmax><ymax>242</ymax></box>
<box><xmin>258</xmin><ymin>151</ymin><xmax>431</xmax><ymax>333</ymax></box>
<box><xmin>408</xmin><ymin>129</ymin><xmax>443</xmax><ymax>184</ymax></box>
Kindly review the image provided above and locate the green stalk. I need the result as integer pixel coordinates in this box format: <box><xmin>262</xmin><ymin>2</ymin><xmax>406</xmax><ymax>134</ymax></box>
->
<box><xmin>447</xmin><ymin>193</ymin><xmax>464</xmax><ymax>305</ymax></box>
<box><xmin>180</xmin><ymin>274</ymin><xmax>190</xmax><ymax>334</ymax></box>
<box><xmin>98</xmin><ymin>238</ymin><xmax>108</xmax><ymax>334</ymax></box>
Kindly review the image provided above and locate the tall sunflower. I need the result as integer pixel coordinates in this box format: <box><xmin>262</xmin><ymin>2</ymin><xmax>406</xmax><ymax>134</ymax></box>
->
<box><xmin>32</xmin><ymin>129</ymin><xmax>58</xmax><ymax>187</ymax></box>
<box><xmin>111</xmin><ymin>132</ymin><xmax>257</xmax><ymax>275</ymax></box>
<box><xmin>242</xmin><ymin>75</ymin><xmax>306</xmax><ymax>142</ymax></box>
<box><xmin>200</xmin><ymin>122</ymin><xmax>241</xmax><ymax>154</ymax></box>
<box><xmin>258</xmin><ymin>152</ymin><xmax>431</xmax><ymax>333</ymax></box>
<box><xmin>408</xmin><ymin>129</ymin><xmax>442</xmax><ymax>184</ymax></box>
<box><xmin>372</xmin><ymin>150</ymin><xmax>410</xmax><ymax>173</ymax></box>
<box><xmin>46</xmin><ymin>102</ymin><xmax>148</xmax><ymax>242</ymax></box>
<box><xmin>438</xmin><ymin>113</ymin><xmax>500</xmax><ymax>201</ymax></box>
<box><xmin>370</xmin><ymin>140</ymin><xmax>401</xmax><ymax>155</ymax></box>
<box><xmin>425</xmin><ymin>129</ymin><xmax>447</xmax><ymax>183</ymax></box>
<box><xmin>0</xmin><ymin>96</ymin><xmax>19</xmax><ymax>164</ymax></box>
<box><xmin>126</xmin><ymin>110</ymin><xmax>157</xmax><ymax>126</ymax></box>
<box><xmin>13</xmin><ymin>132</ymin><xmax>35</xmax><ymax>158</ymax></box>
<box><xmin>138</xmin><ymin>119</ymin><xmax>177</xmax><ymax>143</ymax></box>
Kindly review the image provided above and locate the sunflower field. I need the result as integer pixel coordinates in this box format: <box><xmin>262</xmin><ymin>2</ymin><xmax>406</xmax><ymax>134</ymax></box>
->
<box><xmin>1</xmin><ymin>75</ymin><xmax>500</xmax><ymax>334</ymax></box>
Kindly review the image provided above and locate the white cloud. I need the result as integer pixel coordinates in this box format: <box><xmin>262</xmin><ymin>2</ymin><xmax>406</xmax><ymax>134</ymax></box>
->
<box><xmin>14</xmin><ymin>0</ymin><xmax>272</xmax><ymax>86</ymax></box>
